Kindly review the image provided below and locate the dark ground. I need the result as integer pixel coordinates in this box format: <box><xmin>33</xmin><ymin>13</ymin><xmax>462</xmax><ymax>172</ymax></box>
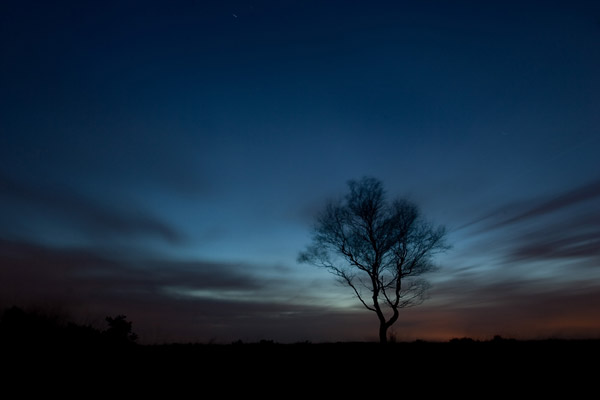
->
<box><xmin>4</xmin><ymin>338</ymin><xmax>599</xmax><ymax>394</ymax></box>
<box><xmin>1</xmin><ymin>306</ymin><xmax>598</xmax><ymax>395</ymax></box>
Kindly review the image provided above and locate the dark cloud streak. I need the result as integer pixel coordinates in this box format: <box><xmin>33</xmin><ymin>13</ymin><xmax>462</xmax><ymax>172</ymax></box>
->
<box><xmin>458</xmin><ymin>178</ymin><xmax>600</xmax><ymax>232</ymax></box>
<box><xmin>498</xmin><ymin>178</ymin><xmax>600</xmax><ymax>227</ymax></box>
<box><xmin>0</xmin><ymin>173</ymin><xmax>184</xmax><ymax>245</ymax></box>
<box><xmin>509</xmin><ymin>216</ymin><xmax>600</xmax><ymax>262</ymax></box>
<box><xmin>0</xmin><ymin>238</ymin><xmax>335</xmax><ymax>343</ymax></box>
<box><xmin>459</xmin><ymin>177</ymin><xmax>600</xmax><ymax>264</ymax></box>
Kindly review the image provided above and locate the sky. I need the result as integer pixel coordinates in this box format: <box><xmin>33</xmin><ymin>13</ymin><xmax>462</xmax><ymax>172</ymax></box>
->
<box><xmin>1</xmin><ymin>0</ymin><xmax>599</xmax><ymax>343</ymax></box>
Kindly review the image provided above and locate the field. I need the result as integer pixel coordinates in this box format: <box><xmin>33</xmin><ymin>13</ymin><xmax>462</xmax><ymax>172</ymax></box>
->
<box><xmin>2</xmin><ymin>306</ymin><xmax>598</xmax><ymax>394</ymax></box>
<box><xmin>4</xmin><ymin>338</ymin><xmax>599</xmax><ymax>393</ymax></box>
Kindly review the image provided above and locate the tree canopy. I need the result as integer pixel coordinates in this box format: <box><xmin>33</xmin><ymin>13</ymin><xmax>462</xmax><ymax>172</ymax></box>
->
<box><xmin>299</xmin><ymin>177</ymin><xmax>448</xmax><ymax>342</ymax></box>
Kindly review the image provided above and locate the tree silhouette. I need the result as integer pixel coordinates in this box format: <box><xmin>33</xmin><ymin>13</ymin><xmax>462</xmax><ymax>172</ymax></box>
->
<box><xmin>299</xmin><ymin>177</ymin><xmax>449</xmax><ymax>343</ymax></box>
<box><xmin>104</xmin><ymin>315</ymin><xmax>138</xmax><ymax>344</ymax></box>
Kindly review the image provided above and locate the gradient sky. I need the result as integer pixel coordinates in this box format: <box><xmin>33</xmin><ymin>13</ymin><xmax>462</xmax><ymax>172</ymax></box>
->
<box><xmin>1</xmin><ymin>0</ymin><xmax>599</xmax><ymax>343</ymax></box>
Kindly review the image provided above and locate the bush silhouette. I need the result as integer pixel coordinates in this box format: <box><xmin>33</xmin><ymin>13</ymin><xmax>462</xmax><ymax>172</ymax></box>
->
<box><xmin>104</xmin><ymin>315</ymin><xmax>138</xmax><ymax>344</ymax></box>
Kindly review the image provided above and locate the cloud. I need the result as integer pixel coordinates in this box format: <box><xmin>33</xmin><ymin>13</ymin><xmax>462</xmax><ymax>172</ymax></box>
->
<box><xmin>3</xmin><ymin>236</ymin><xmax>600</xmax><ymax>343</ymax></box>
<box><xmin>503</xmin><ymin>183</ymin><xmax>600</xmax><ymax>263</ymax></box>
<box><xmin>460</xmin><ymin>177</ymin><xmax>600</xmax><ymax>264</ymax></box>
<box><xmin>0</xmin><ymin>173</ymin><xmax>184</xmax><ymax>245</ymax></box>
<box><xmin>392</xmin><ymin>270</ymin><xmax>600</xmax><ymax>341</ymax></box>
<box><xmin>458</xmin><ymin>178</ymin><xmax>600</xmax><ymax>231</ymax></box>
<box><xmin>510</xmin><ymin>225</ymin><xmax>600</xmax><ymax>262</ymax></box>
<box><xmin>0</xmin><ymin>238</ymin><xmax>269</xmax><ymax>304</ymax></box>
<box><xmin>419</xmin><ymin>178</ymin><xmax>600</xmax><ymax>339</ymax></box>
<box><xmin>0</xmin><ymin>238</ymin><xmax>359</xmax><ymax>343</ymax></box>
<box><xmin>496</xmin><ymin>178</ymin><xmax>600</xmax><ymax>227</ymax></box>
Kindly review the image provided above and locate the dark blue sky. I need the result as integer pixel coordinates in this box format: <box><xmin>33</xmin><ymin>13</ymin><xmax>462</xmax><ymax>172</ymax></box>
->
<box><xmin>1</xmin><ymin>0</ymin><xmax>599</xmax><ymax>342</ymax></box>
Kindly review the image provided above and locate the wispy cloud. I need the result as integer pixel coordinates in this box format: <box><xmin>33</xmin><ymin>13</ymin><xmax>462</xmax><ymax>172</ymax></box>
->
<box><xmin>410</xmin><ymin>274</ymin><xmax>600</xmax><ymax>340</ymax></box>
<box><xmin>3</xmin><ymin>236</ymin><xmax>600</xmax><ymax>343</ymax></box>
<box><xmin>0</xmin><ymin>238</ymin><xmax>346</xmax><ymax>343</ymax></box>
<box><xmin>418</xmin><ymin>178</ymin><xmax>600</xmax><ymax>340</ymax></box>
<box><xmin>457</xmin><ymin>178</ymin><xmax>600</xmax><ymax>231</ymax></box>
<box><xmin>510</xmin><ymin>221</ymin><xmax>600</xmax><ymax>262</ymax></box>
<box><xmin>460</xmin><ymin>177</ymin><xmax>600</xmax><ymax>264</ymax></box>
<box><xmin>0</xmin><ymin>173</ymin><xmax>184</xmax><ymax>244</ymax></box>
<box><xmin>496</xmin><ymin>178</ymin><xmax>600</xmax><ymax>227</ymax></box>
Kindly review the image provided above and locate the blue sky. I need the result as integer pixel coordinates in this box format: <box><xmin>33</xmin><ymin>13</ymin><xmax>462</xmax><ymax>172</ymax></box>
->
<box><xmin>1</xmin><ymin>0</ymin><xmax>599</xmax><ymax>342</ymax></box>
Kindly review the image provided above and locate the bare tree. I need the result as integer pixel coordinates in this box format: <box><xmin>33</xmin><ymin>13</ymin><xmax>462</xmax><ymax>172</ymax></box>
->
<box><xmin>299</xmin><ymin>177</ymin><xmax>449</xmax><ymax>343</ymax></box>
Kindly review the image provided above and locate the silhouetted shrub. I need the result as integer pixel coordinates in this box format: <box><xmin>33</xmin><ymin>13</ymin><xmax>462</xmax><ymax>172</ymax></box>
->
<box><xmin>104</xmin><ymin>315</ymin><xmax>138</xmax><ymax>344</ymax></box>
<box><xmin>64</xmin><ymin>321</ymin><xmax>103</xmax><ymax>346</ymax></box>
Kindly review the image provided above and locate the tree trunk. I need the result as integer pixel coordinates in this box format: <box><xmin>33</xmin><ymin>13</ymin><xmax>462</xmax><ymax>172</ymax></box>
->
<box><xmin>378</xmin><ymin>307</ymin><xmax>399</xmax><ymax>344</ymax></box>
<box><xmin>379</xmin><ymin>321</ymin><xmax>388</xmax><ymax>344</ymax></box>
